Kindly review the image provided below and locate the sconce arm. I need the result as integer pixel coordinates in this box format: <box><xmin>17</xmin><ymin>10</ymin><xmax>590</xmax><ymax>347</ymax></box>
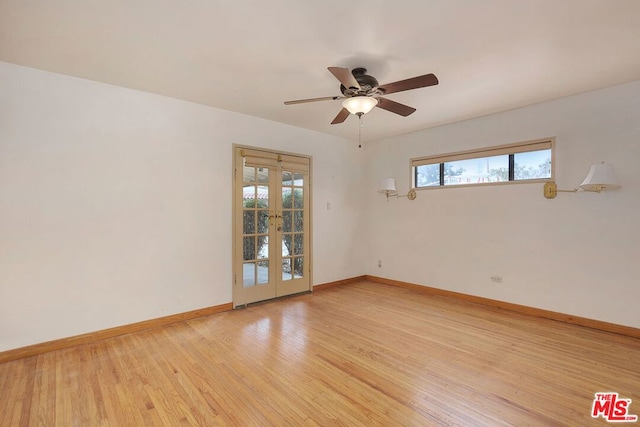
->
<box><xmin>382</xmin><ymin>189</ymin><xmax>416</xmax><ymax>201</ymax></box>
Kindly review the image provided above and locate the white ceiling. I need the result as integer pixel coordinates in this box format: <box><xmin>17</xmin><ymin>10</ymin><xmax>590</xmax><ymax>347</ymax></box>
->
<box><xmin>2</xmin><ymin>0</ymin><xmax>640</xmax><ymax>142</ymax></box>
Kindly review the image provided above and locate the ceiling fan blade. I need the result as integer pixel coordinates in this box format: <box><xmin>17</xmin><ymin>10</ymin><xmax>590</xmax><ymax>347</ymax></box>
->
<box><xmin>328</xmin><ymin>67</ymin><xmax>361</xmax><ymax>90</ymax></box>
<box><xmin>331</xmin><ymin>108</ymin><xmax>350</xmax><ymax>124</ymax></box>
<box><xmin>284</xmin><ymin>96</ymin><xmax>343</xmax><ymax>105</ymax></box>
<box><xmin>378</xmin><ymin>73</ymin><xmax>438</xmax><ymax>95</ymax></box>
<box><xmin>376</xmin><ymin>97</ymin><xmax>416</xmax><ymax>116</ymax></box>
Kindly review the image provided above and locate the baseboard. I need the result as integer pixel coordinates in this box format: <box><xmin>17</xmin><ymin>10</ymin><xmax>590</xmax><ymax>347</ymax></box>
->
<box><xmin>313</xmin><ymin>275</ymin><xmax>367</xmax><ymax>291</ymax></box>
<box><xmin>0</xmin><ymin>302</ymin><xmax>233</xmax><ymax>364</ymax></box>
<box><xmin>364</xmin><ymin>275</ymin><xmax>640</xmax><ymax>339</ymax></box>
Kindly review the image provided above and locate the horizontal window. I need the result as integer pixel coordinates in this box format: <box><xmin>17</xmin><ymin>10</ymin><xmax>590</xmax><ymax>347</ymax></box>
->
<box><xmin>412</xmin><ymin>138</ymin><xmax>553</xmax><ymax>189</ymax></box>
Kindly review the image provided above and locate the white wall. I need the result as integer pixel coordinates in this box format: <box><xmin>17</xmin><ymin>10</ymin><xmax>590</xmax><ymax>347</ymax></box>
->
<box><xmin>364</xmin><ymin>81</ymin><xmax>640</xmax><ymax>328</ymax></box>
<box><xmin>0</xmin><ymin>62</ymin><xmax>366</xmax><ymax>351</ymax></box>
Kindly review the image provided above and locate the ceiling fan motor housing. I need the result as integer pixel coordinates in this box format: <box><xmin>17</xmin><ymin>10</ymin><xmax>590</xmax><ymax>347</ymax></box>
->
<box><xmin>340</xmin><ymin>68</ymin><xmax>379</xmax><ymax>96</ymax></box>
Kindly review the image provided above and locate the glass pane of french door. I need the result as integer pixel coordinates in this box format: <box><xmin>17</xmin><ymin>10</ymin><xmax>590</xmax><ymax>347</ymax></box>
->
<box><xmin>242</xmin><ymin>165</ymin><xmax>271</xmax><ymax>287</ymax></box>
<box><xmin>281</xmin><ymin>171</ymin><xmax>304</xmax><ymax>282</ymax></box>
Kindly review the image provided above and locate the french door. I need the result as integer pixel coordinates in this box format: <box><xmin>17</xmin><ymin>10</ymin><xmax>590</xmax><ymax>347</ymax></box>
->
<box><xmin>233</xmin><ymin>147</ymin><xmax>311</xmax><ymax>307</ymax></box>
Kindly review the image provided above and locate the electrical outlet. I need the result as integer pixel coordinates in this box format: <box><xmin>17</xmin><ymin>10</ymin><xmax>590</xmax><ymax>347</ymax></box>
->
<box><xmin>378</xmin><ymin>260</ymin><xmax>382</xmax><ymax>268</ymax></box>
<box><xmin>490</xmin><ymin>275</ymin><xmax>503</xmax><ymax>283</ymax></box>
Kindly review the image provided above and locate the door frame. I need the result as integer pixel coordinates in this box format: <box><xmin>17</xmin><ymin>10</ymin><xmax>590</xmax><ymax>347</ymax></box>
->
<box><xmin>232</xmin><ymin>144</ymin><xmax>313</xmax><ymax>308</ymax></box>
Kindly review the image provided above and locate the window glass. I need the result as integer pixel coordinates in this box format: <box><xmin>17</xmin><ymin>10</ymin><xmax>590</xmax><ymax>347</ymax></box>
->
<box><xmin>514</xmin><ymin>149</ymin><xmax>551</xmax><ymax>180</ymax></box>
<box><xmin>415</xmin><ymin>164</ymin><xmax>440</xmax><ymax>187</ymax></box>
<box><xmin>444</xmin><ymin>155</ymin><xmax>509</xmax><ymax>186</ymax></box>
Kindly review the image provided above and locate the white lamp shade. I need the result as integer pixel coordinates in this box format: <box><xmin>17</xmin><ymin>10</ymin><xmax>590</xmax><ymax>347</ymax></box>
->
<box><xmin>579</xmin><ymin>162</ymin><xmax>621</xmax><ymax>192</ymax></box>
<box><xmin>379</xmin><ymin>177</ymin><xmax>397</xmax><ymax>193</ymax></box>
<box><xmin>342</xmin><ymin>96</ymin><xmax>378</xmax><ymax>115</ymax></box>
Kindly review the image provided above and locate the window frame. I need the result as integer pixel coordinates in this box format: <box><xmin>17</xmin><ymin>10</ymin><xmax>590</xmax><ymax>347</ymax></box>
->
<box><xmin>411</xmin><ymin>137</ymin><xmax>555</xmax><ymax>190</ymax></box>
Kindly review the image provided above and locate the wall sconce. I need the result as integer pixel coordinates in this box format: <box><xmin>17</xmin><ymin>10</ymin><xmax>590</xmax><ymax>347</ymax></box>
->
<box><xmin>378</xmin><ymin>178</ymin><xmax>417</xmax><ymax>201</ymax></box>
<box><xmin>543</xmin><ymin>161</ymin><xmax>621</xmax><ymax>199</ymax></box>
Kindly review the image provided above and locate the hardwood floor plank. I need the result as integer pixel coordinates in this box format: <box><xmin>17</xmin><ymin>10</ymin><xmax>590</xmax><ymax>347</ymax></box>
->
<box><xmin>0</xmin><ymin>281</ymin><xmax>638</xmax><ymax>426</ymax></box>
<box><xmin>13</xmin><ymin>355</ymin><xmax>37</xmax><ymax>426</ymax></box>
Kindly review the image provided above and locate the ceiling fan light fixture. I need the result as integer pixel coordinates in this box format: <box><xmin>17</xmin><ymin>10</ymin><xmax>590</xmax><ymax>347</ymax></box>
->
<box><xmin>342</xmin><ymin>96</ymin><xmax>378</xmax><ymax>115</ymax></box>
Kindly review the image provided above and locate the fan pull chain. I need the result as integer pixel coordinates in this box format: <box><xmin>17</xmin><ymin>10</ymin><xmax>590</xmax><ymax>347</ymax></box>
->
<box><xmin>358</xmin><ymin>113</ymin><xmax>363</xmax><ymax>148</ymax></box>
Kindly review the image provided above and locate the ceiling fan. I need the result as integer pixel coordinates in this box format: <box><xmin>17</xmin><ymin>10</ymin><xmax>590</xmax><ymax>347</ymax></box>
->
<box><xmin>284</xmin><ymin>67</ymin><xmax>439</xmax><ymax>124</ymax></box>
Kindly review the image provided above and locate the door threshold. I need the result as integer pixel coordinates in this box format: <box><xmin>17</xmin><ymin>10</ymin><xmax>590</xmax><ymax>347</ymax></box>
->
<box><xmin>235</xmin><ymin>290</ymin><xmax>312</xmax><ymax>309</ymax></box>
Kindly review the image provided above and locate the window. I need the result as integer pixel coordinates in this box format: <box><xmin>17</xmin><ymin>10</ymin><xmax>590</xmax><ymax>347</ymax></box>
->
<box><xmin>412</xmin><ymin>138</ymin><xmax>553</xmax><ymax>189</ymax></box>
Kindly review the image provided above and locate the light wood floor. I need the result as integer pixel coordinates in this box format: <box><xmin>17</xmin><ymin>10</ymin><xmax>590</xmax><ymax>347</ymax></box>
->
<box><xmin>1</xmin><ymin>281</ymin><xmax>639</xmax><ymax>426</ymax></box>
